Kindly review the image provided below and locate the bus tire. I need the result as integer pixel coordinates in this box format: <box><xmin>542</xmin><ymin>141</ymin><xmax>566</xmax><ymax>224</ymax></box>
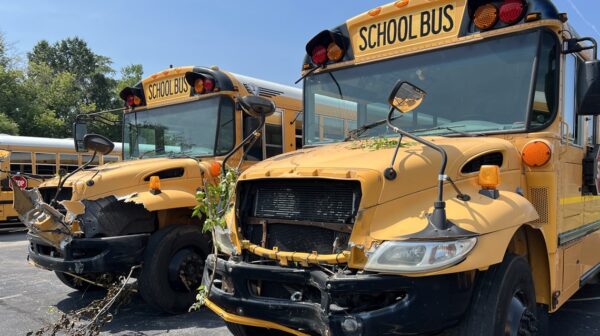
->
<box><xmin>226</xmin><ymin>322</ymin><xmax>289</xmax><ymax>336</ymax></box>
<box><xmin>138</xmin><ymin>224</ymin><xmax>208</xmax><ymax>314</ymax></box>
<box><xmin>54</xmin><ymin>271</ymin><xmax>103</xmax><ymax>292</ymax></box>
<box><xmin>458</xmin><ymin>254</ymin><xmax>539</xmax><ymax>336</ymax></box>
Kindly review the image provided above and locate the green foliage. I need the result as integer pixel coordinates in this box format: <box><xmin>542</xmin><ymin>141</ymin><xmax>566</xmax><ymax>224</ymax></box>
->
<box><xmin>0</xmin><ymin>33</ymin><xmax>144</xmax><ymax>141</ymax></box>
<box><xmin>189</xmin><ymin>285</ymin><xmax>207</xmax><ymax>312</ymax></box>
<box><xmin>0</xmin><ymin>112</ymin><xmax>18</xmax><ymax>134</ymax></box>
<box><xmin>350</xmin><ymin>136</ymin><xmax>416</xmax><ymax>150</ymax></box>
<box><xmin>192</xmin><ymin>168</ymin><xmax>238</xmax><ymax>233</ymax></box>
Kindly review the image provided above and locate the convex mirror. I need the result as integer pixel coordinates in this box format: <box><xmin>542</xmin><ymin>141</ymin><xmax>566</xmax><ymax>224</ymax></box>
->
<box><xmin>239</xmin><ymin>95</ymin><xmax>276</xmax><ymax>119</ymax></box>
<box><xmin>577</xmin><ymin>60</ymin><xmax>600</xmax><ymax>116</ymax></box>
<box><xmin>388</xmin><ymin>81</ymin><xmax>427</xmax><ymax>113</ymax></box>
<box><xmin>83</xmin><ymin>134</ymin><xmax>114</xmax><ymax>155</ymax></box>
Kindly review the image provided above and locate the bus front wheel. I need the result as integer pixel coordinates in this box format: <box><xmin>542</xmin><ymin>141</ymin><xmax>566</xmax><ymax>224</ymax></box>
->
<box><xmin>458</xmin><ymin>254</ymin><xmax>544</xmax><ymax>336</ymax></box>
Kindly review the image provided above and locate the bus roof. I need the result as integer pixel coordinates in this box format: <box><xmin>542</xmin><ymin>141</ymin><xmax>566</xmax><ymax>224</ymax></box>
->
<box><xmin>230</xmin><ymin>73</ymin><xmax>302</xmax><ymax>101</ymax></box>
<box><xmin>0</xmin><ymin>134</ymin><xmax>123</xmax><ymax>153</ymax></box>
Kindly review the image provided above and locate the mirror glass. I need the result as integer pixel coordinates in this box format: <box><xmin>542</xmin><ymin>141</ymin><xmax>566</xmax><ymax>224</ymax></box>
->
<box><xmin>239</xmin><ymin>95</ymin><xmax>276</xmax><ymax>119</ymax></box>
<box><xmin>388</xmin><ymin>81</ymin><xmax>427</xmax><ymax>113</ymax></box>
<box><xmin>73</xmin><ymin>121</ymin><xmax>88</xmax><ymax>152</ymax></box>
<box><xmin>83</xmin><ymin>134</ymin><xmax>114</xmax><ymax>156</ymax></box>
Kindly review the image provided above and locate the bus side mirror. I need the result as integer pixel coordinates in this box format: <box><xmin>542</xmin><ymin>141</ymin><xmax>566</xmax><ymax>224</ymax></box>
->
<box><xmin>239</xmin><ymin>95</ymin><xmax>276</xmax><ymax>119</ymax></box>
<box><xmin>73</xmin><ymin>121</ymin><xmax>88</xmax><ymax>153</ymax></box>
<box><xmin>388</xmin><ymin>81</ymin><xmax>427</xmax><ymax>113</ymax></box>
<box><xmin>83</xmin><ymin>134</ymin><xmax>114</xmax><ymax>156</ymax></box>
<box><xmin>577</xmin><ymin>60</ymin><xmax>600</xmax><ymax>116</ymax></box>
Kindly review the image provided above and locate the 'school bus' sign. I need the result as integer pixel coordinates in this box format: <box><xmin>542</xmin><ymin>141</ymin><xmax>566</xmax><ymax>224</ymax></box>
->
<box><xmin>142</xmin><ymin>66</ymin><xmax>193</xmax><ymax>107</ymax></box>
<box><xmin>348</xmin><ymin>0</ymin><xmax>466</xmax><ymax>63</ymax></box>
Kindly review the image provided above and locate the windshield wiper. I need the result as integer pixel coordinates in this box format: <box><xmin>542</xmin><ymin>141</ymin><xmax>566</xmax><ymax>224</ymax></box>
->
<box><xmin>344</xmin><ymin>115</ymin><xmax>404</xmax><ymax>141</ymax></box>
<box><xmin>411</xmin><ymin>125</ymin><xmax>483</xmax><ymax>137</ymax></box>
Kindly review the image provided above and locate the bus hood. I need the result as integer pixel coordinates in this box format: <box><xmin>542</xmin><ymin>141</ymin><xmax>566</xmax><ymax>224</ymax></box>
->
<box><xmin>239</xmin><ymin>136</ymin><xmax>521</xmax><ymax>206</ymax></box>
<box><xmin>40</xmin><ymin>157</ymin><xmax>204</xmax><ymax>201</ymax></box>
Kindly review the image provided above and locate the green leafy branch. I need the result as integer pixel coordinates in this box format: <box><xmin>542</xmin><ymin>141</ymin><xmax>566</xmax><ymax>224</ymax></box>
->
<box><xmin>349</xmin><ymin>136</ymin><xmax>416</xmax><ymax>151</ymax></box>
<box><xmin>189</xmin><ymin>167</ymin><xmax>238</xmax><ymax>311</ymax></box>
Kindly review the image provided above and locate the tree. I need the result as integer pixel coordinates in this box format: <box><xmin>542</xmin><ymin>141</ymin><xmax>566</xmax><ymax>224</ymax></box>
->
<box><xmin>0</xmin><ymin>112</ymin><xmax>19</xmax><ymax>135</ymax></box>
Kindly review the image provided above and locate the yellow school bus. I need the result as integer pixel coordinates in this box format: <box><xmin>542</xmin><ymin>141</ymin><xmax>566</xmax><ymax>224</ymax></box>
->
<box><xmin>12</xmin><ymin>66</ymin><xmax>302</xmax><ymax>313</ymax></box>
<box><xmin>0</xmin><ymin>135</ymin><xmax>121</xmax><ymax>231</ymax></box>
<box><xmin>204</xmin><ymin>1</ymin><xmax>600</xmax><ymax>335</ymax></box>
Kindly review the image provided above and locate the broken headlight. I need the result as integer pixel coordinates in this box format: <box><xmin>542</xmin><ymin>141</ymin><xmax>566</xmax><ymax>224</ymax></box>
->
<box><xmin>364</xmin><ymin>238</ymin><xmax>477</xmax><ymax>274</ymax></box>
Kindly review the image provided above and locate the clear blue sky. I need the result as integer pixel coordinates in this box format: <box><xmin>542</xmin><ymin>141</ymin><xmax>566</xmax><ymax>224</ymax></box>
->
<box><xmin>0</xmin><ymin>0</ymin><xmax>599</xmax><ymax>87</ymax></box>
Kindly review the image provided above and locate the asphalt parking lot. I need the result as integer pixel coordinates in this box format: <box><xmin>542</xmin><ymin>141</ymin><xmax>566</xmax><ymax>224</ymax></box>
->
<box><xmin>1</xmin><ymin>231</ymin><xmax>600</xmax><ymax>336</ymax></box>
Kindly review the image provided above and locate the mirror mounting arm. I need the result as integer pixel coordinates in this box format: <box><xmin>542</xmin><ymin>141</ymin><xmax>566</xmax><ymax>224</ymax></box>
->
<box><xmin>563</xmin><ymin>37</ymin><xmax>598</xmax><ymax>59</ymax></box>
<box><xmin>50</xmin><ymin>151</ymin><xmax>98</xmax><ymax>207</ymax></box>
<box><xmin>221</xmin><ymin>116</ymin><xmax>266</xmax><ymax>176</ymax></box>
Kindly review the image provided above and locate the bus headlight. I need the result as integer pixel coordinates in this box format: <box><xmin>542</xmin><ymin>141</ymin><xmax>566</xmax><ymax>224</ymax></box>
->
<box><xmin>364</xmin><ymin>238</ymin><xmax>477</xmax><ymax>274</ymax></box>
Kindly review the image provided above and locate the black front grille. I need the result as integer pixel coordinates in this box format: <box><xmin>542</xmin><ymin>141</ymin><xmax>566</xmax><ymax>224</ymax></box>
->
<box><xmin>239</xmin><ymin>179</ymin><xmax>361</xmax><ymax>254</ymax></box>
<box><xmin>251</xmin><ymin>180</ymin><xmax>360</xmax><ymax>224</ymax></box>
<box><xmin>39</xmin><ymin>187</ymin><xmax>72</xmax><ymax>209</ymax></box>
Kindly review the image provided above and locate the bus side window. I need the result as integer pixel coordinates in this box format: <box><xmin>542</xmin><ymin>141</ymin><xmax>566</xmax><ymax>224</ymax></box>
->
<box><xmin>216</xmin><ymin>98</ymin><xmax>235</xmax><ymax>155</ymax></box>
<box><xmin>563</xmin><ymin>54</ymin><xmax>584</xmax><ymax>146</ymax></box>
<box><xmin>81</xmin><ymin>154</ymin><xmax>100</xmax><ymax>167</ymax></box>
<box><xmin>295</xmin><ymin>112</ymin><xmax>303</xmax><ymax>150</ymax></box>
<box><xmin>243</xmin><ymin>114</ymin><xmax>263</xmax><ymax>161</ymax></box>
<box><xmin>10</xmin><ymin>151</ymin><xmax>32</xmax><ymax>174</ymax></box>
<box><xmin>265</xmin><ymin>111</ymin><xmax>283</xmax><ymax>158</ymax></box>
<box><xmin>59</xmin><ymin>153</ymin><xmax>79</xmax><ymax>173</ymax></box>
<box><xmin>35</xmin><ymin>153</ymin><xmax>56</xmax><ymax>176</ymax></box>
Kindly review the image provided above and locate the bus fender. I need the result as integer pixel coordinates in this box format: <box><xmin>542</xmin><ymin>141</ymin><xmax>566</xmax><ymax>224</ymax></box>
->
<box><xmin>123</xmin><ymin>189</ymin><xmax>198</xmax><ymax>212</ymax></box>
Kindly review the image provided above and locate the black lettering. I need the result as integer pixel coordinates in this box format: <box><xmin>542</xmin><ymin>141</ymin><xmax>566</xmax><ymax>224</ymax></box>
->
<box><xmin>377</xmin><ymin>21</ymin><xmax>387</xmax><ymax>47</ymax></box>
<box><xmin>359</xmin><ymin>27</ymin><xmax>368</xmax><ymax>51</ymax></box>
<box><xmin>387</xmin><ymin>19</ymin><xmax>397</xmax><ymax>45</ymax></box>
<box><xmin>398</xmin><ymin>16</ymin><xmax>409</xmax><ymax>42</ymax></box>
<box><xmin>443</xmin><ymin>4</ymin><xmax>454</xmax><ymax>32</ymax></box>
<box><xmin>421</xmin><ymin>11</ymin><xmax>431</xmax><ymax>37</ymax></box>
<box><xmin>149</xmin><ymin>84</ymin><xmax>154</xmax><ymax>100</ymax></box>
<box><xmin>409</xmin><ymin>15</ymin><xmax>418</xmax><ymax>39</ymax></box>
<box><xmin>431</xmin><ymin>8</ymin><xmax>443</xmax><ymax>35</ymax></box>
<box><xmin>174</xmin><ymin>78</ymin><xmax>179</xmax><ymax>94</ymax></box>
<box><xmin>183</xmin><ymin>77</ymin><xmax>189</xmax><ymax>92</ymax></box>
<box><xmin>368</xmin><ymin>24</ymin><xmax>377</xmax><ymax>49</ymax></box>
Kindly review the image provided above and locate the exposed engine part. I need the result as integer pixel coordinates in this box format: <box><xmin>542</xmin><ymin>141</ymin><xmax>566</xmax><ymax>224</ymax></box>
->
<box><xmin>80</xmin><ymin>196</ymin><xmax>156</xmax><ymax>238</ymax></box>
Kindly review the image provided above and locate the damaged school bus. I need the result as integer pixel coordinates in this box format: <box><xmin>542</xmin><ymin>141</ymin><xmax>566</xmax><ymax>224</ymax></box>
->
<box><xmin>13</xmin><ymin>66</ymin><xmax>302</xmax><ymax>313</ymax></box>
<box><xmin>203</xmin><ymin>1</ymin><xmax>600</xmax><ymax>335</ymax></box>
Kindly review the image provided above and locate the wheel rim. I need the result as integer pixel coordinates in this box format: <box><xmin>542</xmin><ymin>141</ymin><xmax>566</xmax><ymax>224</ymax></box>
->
<box><xmin>504</xmin><ymin>290</ymin><xmax>533</xmax><ymax>336</ymax></box>
<box><xmin>167</xmin><ymin>248</ymin><xmax>205</xmax><ymax>292</ymax></box>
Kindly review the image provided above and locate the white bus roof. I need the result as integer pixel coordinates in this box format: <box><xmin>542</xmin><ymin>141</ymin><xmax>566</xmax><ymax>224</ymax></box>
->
<box><xmin>0</xmin><ymin>134</ymin><xmax>123</xmax><ymax>153</ymax></box>
<box><xmin>231</xmin><ymin>73</ymin><xmax>302</xmax><ymax>101</ymax></box>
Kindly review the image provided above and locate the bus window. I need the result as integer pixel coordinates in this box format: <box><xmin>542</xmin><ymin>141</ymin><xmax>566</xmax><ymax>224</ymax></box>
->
<box><xmin>243</xmin><ymin>114</ymin><xmax>263</xmax><ymax>161</ymax></box>
<box><xmin>10</xmin><ymin>152</ymin><xmax>32</xmax><ymax>174</ymax></box>
<box><xmin>35</xmin><ymin>153</ymin><xmax>57</xmax><ymax>176</ymax></box>
<box><xmin>265</xmin><ymin>111</ymin><xmax>283</xmax><ymax>158</ymax></box>
<box><xmin>81</xmin><ymin>154</ymin><xmax>100</xmax><ymax>167</ymax></box>
<box><xmin>103</xmin><ymin>156</ymin><xmax>119</xmax><ymax>164</ymax></box>
<box><xmin>215</xmin><ymin>98</ymin><xmax>235</xmax><ymax>155</ymax></box>
<box><xmin>563</xmin><ymin>54</ymin><xmax>582</xmax><ymax>145</ymax></box>
<box><xmin>323</xmin><ymin>116</ymin><xmax>345</xmax><ymax>141</ymax></box>
<box><xmin>296</xmin><ymin>112</ymin><xmax>304</xmax><ymax>150</ymax></box>
<box><xmin>530</xmin><ymin>32</ymin><xmax>558</xmax><ymax>129</ymax></box>
<box><xmin>59</xmin><ymin>154</ymin><xmax>79</xmax><ymax>173</ymax></box>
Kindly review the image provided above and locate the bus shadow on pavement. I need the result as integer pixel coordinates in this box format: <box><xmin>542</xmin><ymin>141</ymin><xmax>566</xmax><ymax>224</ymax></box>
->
<box><xmin>549</xmin><ymin>283</ymin><xmax>600</xmax><ymax>336</ymax></box>
<box><xmin>53</xmin><ymin>290</ymin><xmax>225</xmax><ymax>334</ymax></box>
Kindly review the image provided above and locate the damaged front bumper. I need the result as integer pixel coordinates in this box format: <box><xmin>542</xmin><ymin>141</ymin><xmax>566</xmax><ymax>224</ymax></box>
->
<box><xmin>204</xmin><ymin>254</ymin><xmax>476</xmax><ymax>336</ymax></box>
<box><xmin>28</xmin><ymin>233</ymin><xmax>149</xmax><ymax>274</ymax></box>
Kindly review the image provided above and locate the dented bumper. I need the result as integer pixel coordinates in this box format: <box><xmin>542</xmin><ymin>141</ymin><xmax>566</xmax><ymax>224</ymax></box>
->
<box><xmin>28</xmin><ymin>233</ymin><xmax>149</xmax><ymax>274</ymax></box>
<box><xmin>204</xmin><ymin>254</ymin><xmax>476</xmax><ymax>336</ymax></box>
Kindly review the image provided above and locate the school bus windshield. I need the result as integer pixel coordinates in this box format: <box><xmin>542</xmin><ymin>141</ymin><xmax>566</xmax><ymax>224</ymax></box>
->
<box><xmin>304</xmin><ymin>30</ymin><xmax>558</xmax><ymax>145</ymax></box>
<box><xmin>123</xmin><ymin>96</ymin><xmax>235</xmax><ymax>159</ymax></box>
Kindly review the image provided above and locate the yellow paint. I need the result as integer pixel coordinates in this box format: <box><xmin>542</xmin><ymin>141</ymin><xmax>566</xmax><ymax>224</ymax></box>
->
<box><xmin>347</xmin><ymin>0</ymin><xmax>466</xmax><ymax>63</ymax></box>
<box><xmin>142</xmin><ymin>66</ymin><xmax>193</xmax><ymax>107</ymax></box>
<box><xmin>204</xmin><ymin>299</ymin><xmax>309</xmax><ymax>336</ymax></box>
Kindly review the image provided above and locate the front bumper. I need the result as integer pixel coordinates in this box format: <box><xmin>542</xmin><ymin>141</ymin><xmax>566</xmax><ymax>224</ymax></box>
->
<box><xmin>28</xmin><ymin>233</ymin><xmax>149</xmax><ymax>274</ymax></box>
<box><xmin>204</xmin><ymin>255</ymin><xmax>475</xmax><ymax>336</ymax></box>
